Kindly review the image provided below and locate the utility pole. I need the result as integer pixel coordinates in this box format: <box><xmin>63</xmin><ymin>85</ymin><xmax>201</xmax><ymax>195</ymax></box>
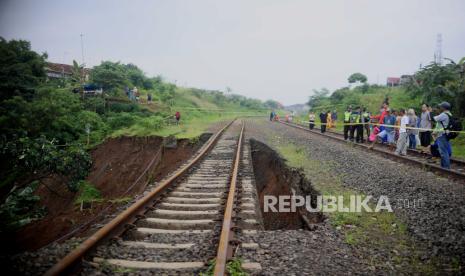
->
<box><xmin>79</xmin><ymin>34</ymin><xmax>86</xmax><ymax>95</ymax></box>
<box><xmin>434</xmin><ymin>33</ymin><xmax>442</xmax><ymax>65</ymax></box>
<box><xmin>80</xmin><ymin>33</ymin><xmax>85</xmax><ymax>66</ymax></box>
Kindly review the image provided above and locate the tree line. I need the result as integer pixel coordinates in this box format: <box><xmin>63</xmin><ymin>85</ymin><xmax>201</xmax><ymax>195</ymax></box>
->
<box><xmin>0</xmin><ymin>37</ymin><xmax>275</xmax><ymax>231</ymax></box>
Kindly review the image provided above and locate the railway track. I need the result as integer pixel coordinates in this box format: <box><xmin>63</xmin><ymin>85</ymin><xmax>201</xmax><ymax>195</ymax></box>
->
<box><xmin>278</xmin><ymin>120</ymin><xmax>465</xmax><ymax>182</ymax></box>
<box><xmin>46</xmin><ymin>119</ymin><xmax>263</xmax><ymax>275</ymax></box>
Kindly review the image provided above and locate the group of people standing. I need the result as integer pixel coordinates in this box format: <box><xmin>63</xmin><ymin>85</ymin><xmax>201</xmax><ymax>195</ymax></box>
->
<box><xmin>368</xmin><ymin>102</ymin><xmax>455</xmax><ymax>169</ymax></box>
<box><xmin>125</xmin><ymin>86</ymin><xmax>140</xmax><ymax>102</ymax></box>
<box><xmin>340</xmin><ymin>106</ymin><xmax>371</xmax><ymax>143</ymax></box>
<box><xmin>308</xmin><ymin>110</ymin><xmax>337</xmax><ymax>133</ymax></box>
<box><xmin>125</xmin><ymin>86</ymin><xmax>154</xmax><ymax>104</ymax></box>
<box><xmin>306</xmin><ymin>101</ymin><xmax>457</xmax><ymax>170</ymax></box>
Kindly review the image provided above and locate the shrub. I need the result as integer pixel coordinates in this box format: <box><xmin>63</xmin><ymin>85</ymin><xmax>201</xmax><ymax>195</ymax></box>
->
<box><xmin>109</xmin><ymin>102</ymin><xmax>140</xmax><ymax>113</ymax></box>
<box><xmin>74</xmin><ymin>181</ymin><xmax>102</xmax><ymax>205</ymax></box>
<box><xmin>0</xmin><ymin>181</ymin><xmax>45</xmax><ymax>233</ymax></box>
<box><xmin>1</xmin><ymin>135</ymin><xmax>91</xmax><ymax>191</ymax></box>
<box><xmin>106</xmin><ymin>112</ymin><xmax>138</xmax><ymax>130</ymax></box>
<box><xmin>138</xmin><ymin>116</ymin><xmax>164</xmax><ymax>130</ymax></box>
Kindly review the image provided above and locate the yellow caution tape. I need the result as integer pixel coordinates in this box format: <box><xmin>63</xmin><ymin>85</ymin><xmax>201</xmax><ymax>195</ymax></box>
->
<box><xmin>298</xmin><ymin>120</ymin><xmax>465</xmax><ymax>134</ymax></box>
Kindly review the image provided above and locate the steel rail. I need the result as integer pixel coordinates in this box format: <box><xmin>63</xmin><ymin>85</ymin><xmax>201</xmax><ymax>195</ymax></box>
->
<box><xmin>278</xmin><ymin>120</ymin><xmax>465</xmax><ymax>182</ymax></box>
<box><xmin>45</xmin><ymin>119</ymin><xmax>237</xmax><ymax>276</ymax></box>
<box><xmin>214</xmin><ymin>121</ymin><xmax>244</xmax><ymax>275</ymax></box>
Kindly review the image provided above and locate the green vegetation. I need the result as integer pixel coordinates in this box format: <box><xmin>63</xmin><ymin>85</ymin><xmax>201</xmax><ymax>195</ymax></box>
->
<box><xmin>348</xmin><ymin>72</ymin><xmax>367</xmax><ymax>84</ymax></box>
<box><xmin>0</xmin><ymin>181</ymin><xmax>45</xmax><ymax>233</ymax></box>
<box><xmin>74</xmin><ymin>181</ymin><xmax>102</xmax><ymax>205</ymax></box>
<box><xmin>200</xmin><ymin>258</ymin><xmax>247</xmax><ymax>276</ymax></box>
<box><xmin>304</xmin><ymin>61</ymin><xmax>465</xmax><ymax>158</ymax></box>
<box><xmin>226</xmin><ymin>258</ymin><xmax>247</xmax><ymax>276</ymax></box>
<box><xmin>0</xmin><ymin>37</ymin><xmax>271</xmax><ymax>231</ymax></box>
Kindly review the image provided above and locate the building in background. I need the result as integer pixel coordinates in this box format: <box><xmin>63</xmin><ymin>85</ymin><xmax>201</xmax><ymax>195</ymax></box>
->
<box><xmin>386</xmin><ymin>77</ymin><xmax>400</xmax><ymax>87</ymax></box>
<box><xmin>400</xmin><ymin>75</ymin><xmax>413</xmax><ymax>85</ymax></box>
<box><xmin>45</xmin><ymin>62</ymin><xmax>90</xmax><ymax>81</ymax></box>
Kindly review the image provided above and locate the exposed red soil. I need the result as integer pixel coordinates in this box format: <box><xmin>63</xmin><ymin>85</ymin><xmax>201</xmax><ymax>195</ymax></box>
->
<box><xmin>6</xmin><ymin>135</ymin><xmax>206</xmax><ymax>253</ymax></box>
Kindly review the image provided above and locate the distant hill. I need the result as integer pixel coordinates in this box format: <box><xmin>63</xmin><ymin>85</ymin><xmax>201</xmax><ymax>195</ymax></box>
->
<box><xmin>284</xmin><ymin>103</ymin><xmax>308</xmax><ymax>114</ymax></box>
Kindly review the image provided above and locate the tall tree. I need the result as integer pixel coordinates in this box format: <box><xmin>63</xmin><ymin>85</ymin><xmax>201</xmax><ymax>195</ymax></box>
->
<box><xmin>90</xmin><ymin>61</ymin><xmax>127</xmax><ymax>91</ymax></box>
<box><xmin>407</xmin><ymin>59</ymin><xmax>465</xmax><ymax>117</ymax></box>
<box><xmin>307</xmin><ymin>88</ymin><xmax>330</xmax><ymax>109</ymax></box>
<box><xmin>348</xmin><ymin>73</ymin><xmax>368</xmax><ymax>84</ymax></box>
<box><xmin>0</xmin><ymin>37</ymin><xmax>46</xmax><ymax>101</ymax></box>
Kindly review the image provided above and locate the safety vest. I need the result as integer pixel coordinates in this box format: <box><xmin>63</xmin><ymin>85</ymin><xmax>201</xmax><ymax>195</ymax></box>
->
<box><xmin>350</xmin><ymin>112</ymin><xmax>361</xmax><ymax>123</ymax></box>
<box><xmin>362</xmin><ymin>112</ymin><xmax>370</xmax><ymax>122</ymax></box>
<box><xmin>344</xmin><ymin>111</ymin><xmax>351</xmax><ymax>122</ymax></box>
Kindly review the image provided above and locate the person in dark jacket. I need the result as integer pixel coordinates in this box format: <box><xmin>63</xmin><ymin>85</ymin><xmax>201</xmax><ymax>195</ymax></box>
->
<box><xmin>319</xmin><ymin>111</ymin><xmax>327</xmax><ymax>133</ymax></box>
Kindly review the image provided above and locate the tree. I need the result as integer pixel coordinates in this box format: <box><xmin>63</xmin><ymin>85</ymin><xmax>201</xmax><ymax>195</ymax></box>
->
<box><xmin>90</xmin><ymin>61</ymin><xmax>127</xmax><ymax>91</ymax></box>
<box><xmin>307</xmin><ymin>88</ymin><xmax>330</xmax><ymax>109</ymax></box>
<box><xmin>330</xmin><ymin>87</ymin><xmax>349</xmax><ymax>102</ymax></box>
<box><xmin>0</xmin><ymin>37</ymin><xmax>46</xmax><ymax>101</ymax></box>
<box><xmin>264</xmin><ymin>99</ymin><xmax>281</xmax><ymax>109</ymax></box>
<box><xmin>125</xmin><ymin>63</ymin><xmax>146</xmax><ymax>88</ymax></box>
<box><xmin>348</xmin><ymin>73</ymin><xmax>367</xmax><ymax>84</ymax></box>
<box><xmin>69</xmin><ymin>60</ymin><xmax>85</xmax><ymax>89</ymax></box>
<box><xmin>407</xmin><ymin>58</ymin><xmax>465</xmax><ymax>117</ymax></box>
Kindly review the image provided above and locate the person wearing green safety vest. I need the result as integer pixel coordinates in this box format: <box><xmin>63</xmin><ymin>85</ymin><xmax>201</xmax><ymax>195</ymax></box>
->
<box><xmin>362</xmin><ymin>107</ymin><xmax>371</xmax><ymax>140</ymax></box>
<box><xmin>349</xmin><ymin>106</ymin><xmax>364</xmax><ymax>143</ymax></box>
<box><xmin>343</xmin><ymin>106</ymin><xmax>352</xmax><ymax>140</ymax></box>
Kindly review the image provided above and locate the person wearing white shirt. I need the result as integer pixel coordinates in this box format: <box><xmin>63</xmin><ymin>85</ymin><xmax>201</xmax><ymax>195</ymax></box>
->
<box><xmin>395</xmin><ymin>109</ymin><xmax>409</xmax><ymax>156</ymax></box>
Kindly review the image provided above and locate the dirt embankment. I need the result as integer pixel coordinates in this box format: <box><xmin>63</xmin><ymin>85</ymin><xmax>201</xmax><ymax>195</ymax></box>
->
<box><xmin>8</xmin><ymin>134</ymin><xmax>210</xmax><ymax>253</ymax></box>
<box><xmin>249</xmin><ymin>138</ymin><xmax>323</xmax><ymax>230</ymax></box>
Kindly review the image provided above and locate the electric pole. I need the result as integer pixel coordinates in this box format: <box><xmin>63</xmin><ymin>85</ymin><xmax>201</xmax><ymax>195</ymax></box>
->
<box><xmin>80</xmin><ymin>33</ymin><xmax>85</xmax><ymax>66</ymax></box>
<box><xmin>434</xmin><ymin>33</ymin><xmax>442</xmax><ymax>65</ymax></box>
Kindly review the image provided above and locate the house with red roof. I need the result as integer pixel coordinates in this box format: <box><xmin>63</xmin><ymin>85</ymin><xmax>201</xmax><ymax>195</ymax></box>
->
<box><xmin>386</xmin><ymin>77</ymin><xmax>400</xmax><ymax>87</ymax></box>
<box><xmin>45</xmin><ymin>62</ymin><xmax>90</xmax><ymax>81</ymax></box>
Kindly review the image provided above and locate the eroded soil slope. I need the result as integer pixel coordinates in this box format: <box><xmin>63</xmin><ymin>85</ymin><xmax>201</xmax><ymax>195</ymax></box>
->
<box><xmin>8</xmin><ymin>135</ymin><xmax>208</xmax><ymax>252</ymax></box>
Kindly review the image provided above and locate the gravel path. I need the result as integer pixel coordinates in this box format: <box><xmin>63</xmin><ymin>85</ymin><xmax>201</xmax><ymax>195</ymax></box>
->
<box><xmin>245</xmin><ymin>118</ymin><xmax>465</xmax><ymax>272</ymax></box>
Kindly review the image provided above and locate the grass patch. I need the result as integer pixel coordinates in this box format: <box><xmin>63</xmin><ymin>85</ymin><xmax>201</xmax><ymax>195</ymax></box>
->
<box><xmin>112</xmin><ymin>112</ymin><xmax>264</xmax><ymax>139</ymax></box>
<box><xmin>200</xmin><ymin>258</ymin><xmax>247</xmax><ymax>276</ymax></box>
<box><xmin>450</xmin><ymin>135</ymin><xmax>465</xmax><ymax>160</ymax></box>
<box><xmin>74</xmin><ymin>181</ymin><xmax>103</xmax><ymax>205</ymax></box>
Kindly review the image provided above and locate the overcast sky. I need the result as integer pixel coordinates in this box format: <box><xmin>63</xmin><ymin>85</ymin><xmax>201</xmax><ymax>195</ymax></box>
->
<box><xmin>1</xmin><ymin>0</ymin><xmax>464</xmax><ymax>105</ymax></box>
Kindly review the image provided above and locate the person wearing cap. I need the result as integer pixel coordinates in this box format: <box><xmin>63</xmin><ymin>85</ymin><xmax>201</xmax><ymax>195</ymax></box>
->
<box><xmin>433</xmin><ymin>102</ymin><xmax>452</xmax><ymax>169</ymax></box>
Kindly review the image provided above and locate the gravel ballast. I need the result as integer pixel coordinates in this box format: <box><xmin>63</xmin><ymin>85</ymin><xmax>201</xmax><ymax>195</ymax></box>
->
<box><xmin>245</xmin><ymin>118</ymin><xmax>465</xmax><ymax>272</ymax></box>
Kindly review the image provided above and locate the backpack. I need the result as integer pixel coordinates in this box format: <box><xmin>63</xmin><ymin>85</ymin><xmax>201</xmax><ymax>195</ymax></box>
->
<box><xmin>440</xmin><ymin>113</ymin><xmax>462</xmax><ymax>140</ymax></box>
